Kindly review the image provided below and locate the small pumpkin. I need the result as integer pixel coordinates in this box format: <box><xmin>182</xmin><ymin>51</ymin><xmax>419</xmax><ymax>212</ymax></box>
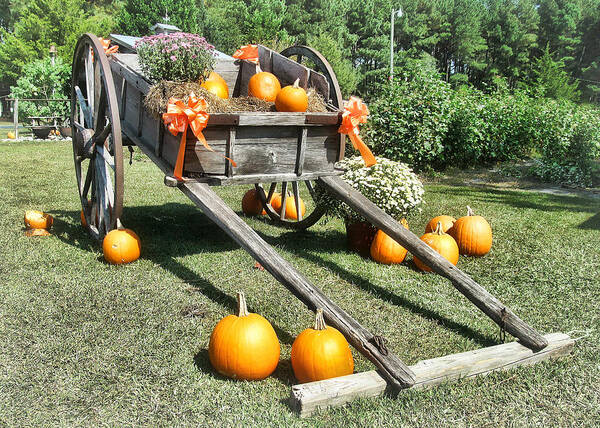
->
<box><xmin>209</xmin><ymin>292</ymin><xmax>280</xmax><ymax>380</ymax></box>
<box><xmin>248</xmin><ymin>71</ymin><xmax>281</xmax><ymax>102</ymax></box>
<box><xmin>370</xmin><ymin>219</ymin><xmax>410</xmax><ymax>265</ymax></box>
<box><xmin>24</xmin><ymin>228</ymin><xmax>51</xmax><ymax>237</ymax></box>
<box><xmin>24</xmin><ymin>210</ymin><xmax>53</xmax><ymax>230</ymax></box>
<box><xmin>425</xmin><ymin>215</ymin><xmax>456</xmax><ymax>234</ymax></box>
<box><xmin>201</xmin><ymin>78</ymin><xmax>229</xmax><ymax>99</ymax></box>
<box><xmin>275</xmin><ymin>78</ymin><xmax>308</xmax><ymax>112</ymax></box>
<box><xmin>269</xmin><ymin>192</ymin><xmax>306</xmax><ymax>220</ymax></box>
<box><xmin>241</xmin><ymin>189</ymin><xmax>263</xmax><ymax>216</ymax></box>
<box><xmin>7</xmin><ymin>131</ymin><xmax>16</xmax><ymax>139</ymax></box>
<box><xmin>414</xmin><ymin>221</ymin><xmax>459</xmax><ymax>272</ymax></box>
<box><xmin>206</xmin><ymin>71</ymin><xmax>227</xmax><ymax>86</ymax></box>
<box><xmin>102</xmin><ymin>228</ymin><xmax>141</xmax><ymax>265</ymax></box>
<box><xmin>448</xmin><ymin>206</ymin><xmax>492</xmax><ymax>256</ymax></box>
<box><xmin>291</xmin><ymin>308</ymin><xmax>354</xmax><ymax>383</ymax></box>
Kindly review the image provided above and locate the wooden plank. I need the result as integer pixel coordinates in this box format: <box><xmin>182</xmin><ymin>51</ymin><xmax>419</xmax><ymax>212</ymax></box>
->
<box><xmin>109</xmin><ymin>54</ymin><xmax>152</xmax><ymax>95</ymax></box>
<box><xmin>213</xmin><ymin>57</ymin><xmax>240</xmax><ymax>93</ymax></box>
<box><xmin>182</xmin><ymin>170</ymin><xmax>343</xmax><ymax>186</ymax></box>
<box><xmin>272</xmin><ymin>49</ymin><xmax>309</xmax><ymax>88</ymax></box>
<box><xmin>207</xmin><ymin>112</ymin><xmax>340</xmax><ymax>126</ymax></box>
<box><xmin>234</xmin><ymin>61</ymin><xmax>257</xmax><ymax>97</ymax></box>
<box><xmin>291</xmin><ymin>333</ymin><xmax>574</xmax><ymax>417</ymax></box>
<box><xmin>137</xmin><ymin>90</ymin><xmax>144</xmax><ymax>136</ymax></box>
<box><xmin>226</xmin><ymin>127</ymin><xmax>235</xmax><ymax>177</ymax></box>
<box><xmin>179</xmin><ymin>182</ymin><xmax>416</xmax><ymax>391</ymax></box>
<box><xmin>258</xmin><ymin>45</ymin><xmax>273</xmax><ymax>73</ymax></box>
<box><xmin>296</xmin><ymin>127</ymin><xmax>307</xmax><ymax>176</ymax></box>
<box><xmin>280</xmin><ymin>181</ymin><xmax>288</xmax><ymax>219</ymax></box>
<box><xmin>319</xmin><ymin>176</ymin><xmax>549</xmax><ymax>351</ymax></box>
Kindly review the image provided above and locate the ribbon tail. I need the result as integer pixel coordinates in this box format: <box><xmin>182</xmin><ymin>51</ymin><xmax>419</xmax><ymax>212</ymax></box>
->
<box><xmin>348</xmin><ymin>132</ymin><xmax>376</xmax><ymax>167</ymax></box>
<box><xmin>173</xmin><ymin>128</ymin><xmax>188</xmax><ymax>181</ymax></box>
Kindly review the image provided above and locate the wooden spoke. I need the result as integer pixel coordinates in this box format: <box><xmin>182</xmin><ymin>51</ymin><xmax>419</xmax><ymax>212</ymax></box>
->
<box><xmin>94</xmin><ymin>122</ymin><xmax>111</xmax><ymax>146</ymax></box>
<box><xmin>292</xmin><ymin>181</ymin><xmax>302</xmax><ymax>221</ymax></box>
<box><xmin>96</xmin><ymin>143</ymin><xmax>115</xmax><ymax>170</ymax></box>
<box><xmin>305</xmin><ymin>180</ymin><xmax>316</xmax><ymax>200</ymax></box>
<box><xmin>81</xmin><ymin>160</ymin><xmax>94</xmax><ymax>198</ymax></box>
<box><xmin>74</xmin><ymin>86</ymin><xmax>93</xmax><ymax>127</ymax></box>
<box><xmin>280</xmin><ymin>182</ymin><xmax>288</xmax><ymax>220</ymax></box>
<box><xmin>266</xmin><ymin>182</ymin><xmax>277</xmax><ymax>201</ymax></box>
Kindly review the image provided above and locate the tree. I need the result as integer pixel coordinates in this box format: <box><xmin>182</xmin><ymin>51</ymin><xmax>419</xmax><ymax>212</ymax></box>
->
<box><xmin>116</xmin><ymin>0</ymin><xmax>204</xmax><ymax>37</ymax></box>
<box><xmin>532</xmin><ymin>44</ymin><xmax>580</xmax><ymax>101</ymax></box>
<box><xmin>0</xmin><ymin>0</ymin><xmax>114</xmax><ymax>87</ymax></box>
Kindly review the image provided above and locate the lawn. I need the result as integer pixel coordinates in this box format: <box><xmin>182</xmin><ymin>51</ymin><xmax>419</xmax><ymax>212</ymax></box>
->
<box><xmin>1</xmin><ymin>139</ymin><xmax>599</xmax><ymax>426</ymax></box>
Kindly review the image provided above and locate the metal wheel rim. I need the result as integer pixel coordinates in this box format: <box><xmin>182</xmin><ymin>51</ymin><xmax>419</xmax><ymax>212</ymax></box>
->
<box><xmin>71</xmin><ymin>33</ymin><xmax>123</xmax><ymax>240</ymax></box>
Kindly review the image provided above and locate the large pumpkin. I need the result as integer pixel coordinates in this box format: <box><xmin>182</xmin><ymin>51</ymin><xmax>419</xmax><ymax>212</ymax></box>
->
<box><xmin>370</xmin><ymin>219</ymin><xmax>410</xmax><ymax>265</ymax></box>
<box><xmin>209</xmin><ymin>292</ymin><xmax>280</xmax><ymax>380</ymax></box>
<box><xmin>425</xmin><ymin>215</ymin><xmax>456</xmax><ymax>234</ymax></box>
<box><xmin>24</xmin><ymin>210</ymin><xmax>53</xmax><ymax>230</ymax></box>
<box><xmin>448</xmin><ymin>206</ymin><xmax>492</xmax><ymax>256</ymax></box>
<box><xmin>248</xmin><ymin>71</ymin><xmax>281</xmax><ymax>102</ymax></box>
<box><xmin>270</xmin><ymin>192</ymin><xmax>306</xmax><ymax>220</ymax></box>
<box><xmin>275</xmin><ymin>78</ymin><xmax>308</xmax><ymax>112</ymax></box>
<box><xmin>291</xmin><ymin>309</ymin><xmax>354</xmax><ymax>383</ymax></box>
<box><xmin>414</xmin><ymin>221</ymin><xmax>459</xmax><ymax>272</ymax></box>
<box><xmin>102</xmin><ymin>228</ymin><xmax>141</xmax><ymax>265</ymax></box>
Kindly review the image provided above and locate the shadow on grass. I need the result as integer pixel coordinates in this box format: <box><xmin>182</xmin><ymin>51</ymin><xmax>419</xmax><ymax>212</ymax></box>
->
<box><xmin>49</xmin><ymin>204</ymin><xmax>295</xmax><ymax>347</ymax></box>
<box><xmin>433</xmin><ymin>186</ymin><xmax>599</xmax><ymax>214</ymax></box>
<box><xmin>579</xmin><ymin>212</ymin><xmax>600</xmax><ymax>230</ymax></box>
<box><xmin>268</xmin><ymin>229</ymin><xmax>498</xmax><ymax>348</ymax></box>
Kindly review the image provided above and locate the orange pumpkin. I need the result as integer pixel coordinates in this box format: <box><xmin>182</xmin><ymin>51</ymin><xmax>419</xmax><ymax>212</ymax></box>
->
<box><xmin>414</xmin><ymin>221</ymin><xmax>459</xmax><ymax>272</ymax></box>
<box><xmin>24</xmin><ymin>228</ymin><xmax>51</xmax><ymax>237</ymax></box>
<box><xmin>248</xmin><ymin>71</ymin><xmax>281</xmax><ymax>102</ymax></box>
<box><xmin>24</xmin><ymin>210</ymin><xmax>53</xmax><ymax>230</ymax></box>
<box><xmin>270</xmin><ymin>192</ymin><xmax>306</xmax><ymax>220</ymax></box>
<box><xmin>241</xmin><ymin>189</ymin><xmax>264</xmax><ymax>216</ymax></box>
<box><xmin>209</xmin><ymin>292</ymin><xmax>280</xmax><ymax>380</ymax></box>
<box><xmin>206</xmin><ymin>71</ymin><xmax>227</xmax><ymax>86</ymax></box>
<box><xmin>370</xmin><ymin>219</ymin><xmax>409</xmax><ymax>265</ymax></box>
<box><xmin>201</xmin><ymin>79</ymin><xmax>229</xmax><ymax>99</ymax></box>
<box><xmin>425</xmin><ymin>215</ymin><xmax>456</xmax><ymax>233</ymax></box>
<box><xmin>102</xmin><ymin>228</ymin><xmax>141</xmax><ymax>265</ymax></box>
<box><xmin>291</xmin><ymin>308</ymin><xmax>354</xmax><ymax>383</ymax></box>
<box><xmin>275</xmin><ymin>78</ymin><xmax>308</xmax><ymax>112</ymax></box>
<box><xmin>7</xmin><ymin>131</ymin><xmax>16</xmax><ymax>139</ymax></box>
<box><xmin>448</xmin><ymin>206</ymin><xmax>492</xmax><ymax>256</ymax></box>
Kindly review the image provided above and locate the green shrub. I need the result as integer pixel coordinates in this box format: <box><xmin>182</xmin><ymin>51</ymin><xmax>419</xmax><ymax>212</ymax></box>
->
<box><xmin>365</xmin><ymin>64</ymin><xmax>453</xmax><ymax>171</ymax></box>
<box><xmin>9</xmin><ymin>57</ymin><xmax>70</xmax><ymax>124</ymax></box>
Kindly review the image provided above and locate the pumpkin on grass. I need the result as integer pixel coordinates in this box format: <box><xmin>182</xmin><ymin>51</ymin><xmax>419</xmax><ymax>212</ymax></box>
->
<box><xmin>370</xmin><ymin>219</ymin><xmax>410</xmax><ymax>265</ymax></box>
<box><xmin>291</xmin><ymin>308</ymin><xmax>354</xmax><ymax>383</ymax></box>
<box><xmin>24</xmin><ymin>210</ymin><xmax>53</xmax><ymax>230</ymax></box>
<box><xmin>270</xmin><ymin>192</ymin><xmax>306</xmax><ymax>220</ymax></box>
<box><xmin>414</xmin><ymin>221</ymin><xmax>459</xmax><ymax>272</ymax></box>
<box><xmin>248</xmin><ymin>71</ymin><xmax>281</xmax><ymax>102</ymax></box>
<box><xmin>425</xmin><ymin>215</ymin><xmax>456</xmax><ymax>234</ymax></box>
<box><xmin>102</xmin><ymin>228</ymin><xmax>141</xmax><ymax>264</ymax></box>
<box><xmin>7</xmin><ymin>131</ymin><xmax>16</xmax><ymax>139</ymax></box>
<box><xmin>448</xmin><ymin>206</ymin><xmax>492</xmax><ymax>256</ymax></box>
<box><xmin>241</xmin><ymin>189</ymin><xmax>263</xmax><ymax>216</ymax></box>
<box><xmin>209</xmin><ymin>292</ymin><xmax>280</xmax><ymax>380</ymax></box>
<box><xmin>275</xmin><ymin>78</ymin><xmax>308</xmax><ymax>112</ymax></box>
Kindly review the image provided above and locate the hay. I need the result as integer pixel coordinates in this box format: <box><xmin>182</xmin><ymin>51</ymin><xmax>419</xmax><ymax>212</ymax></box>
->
<box><xmin>144</xmin><ymin>80</ymin><xmax>329</xmax><ymax>117</ymax></box>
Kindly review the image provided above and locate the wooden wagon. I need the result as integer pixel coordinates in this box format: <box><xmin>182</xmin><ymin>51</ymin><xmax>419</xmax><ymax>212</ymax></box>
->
<box><xmin>70</xmin><ymin>34</ymin><xmax>572</xmax><ymax>415</ymax></box>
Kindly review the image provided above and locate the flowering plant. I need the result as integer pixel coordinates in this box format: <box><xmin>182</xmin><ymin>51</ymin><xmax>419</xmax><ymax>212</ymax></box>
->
<box><xmin>135</xmin><ymin>32</ymin><xmax>215</xmax><ymax>83</ymax></box>
<box><xmin>318</xmin><ymin>156</ymin><xmax>425</xmax><ymax>223</ymax></box>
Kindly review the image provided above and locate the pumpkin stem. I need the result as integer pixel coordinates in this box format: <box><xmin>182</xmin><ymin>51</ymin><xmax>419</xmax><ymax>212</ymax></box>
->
<box><xmin>434</xmin><ymin>221</ymin><xmax>444</xmax><ymax>235</ymax></box>
<box><xmin>313</xmin><ymin>308</ymin><xmax>327</xmax><ymax>330</ymax></box>
<box><xmin>467</xmin><ymin>205</ymin><xmax>474</xmax><ymax>216</ymax></box>
<box><xmin>116</xmin><ymin>218</ymin><xmax>124</xmax><ymax>229</ymax></box>
<box><xmin>256</xmin><ymin>63</ymin><xmax>262</xmax><ymax>74</ymax></box>
<box><xmin>292</xmin><ymin>78</ymin><xmax>300</xmax><ymax>88</ymax></box>
<box><xmin>236</xmin><ymin>291</ymin><xmax>249</xmax><ymax>317</ymax></box>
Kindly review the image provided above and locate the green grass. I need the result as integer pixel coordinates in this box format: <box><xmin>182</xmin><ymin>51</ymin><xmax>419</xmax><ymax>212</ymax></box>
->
<box><xmin>1</xmin><ymin>140</ymin><xmax>599</xmax><ymax>426</ymax></box>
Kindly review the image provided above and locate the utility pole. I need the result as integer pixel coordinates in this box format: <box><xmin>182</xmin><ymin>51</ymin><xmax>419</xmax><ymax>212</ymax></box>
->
<box><xmin>390</xmin><ymin>8</ymin><xmax>403</xmax><ymax>81</ymax></box>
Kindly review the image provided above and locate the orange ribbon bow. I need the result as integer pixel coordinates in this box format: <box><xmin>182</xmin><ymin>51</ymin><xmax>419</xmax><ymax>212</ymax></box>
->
<box><xmin>338</xmin><ymin>96</ymin><xmax>376</xmax><ymax>167</ymax></box>
<box><xmin>99</xmin><ymin>37</ymin><xmax>118</xmax><ymax>55</ymax></box>
<box><xmin>232</xmin><ymin>44</ymin><xmax>259</xmax><ymax>64</ymax></box>
<box><xmin>162</xmin><ymin>93</ymin><xmax>236</xmax><ymax>181</ymax></box>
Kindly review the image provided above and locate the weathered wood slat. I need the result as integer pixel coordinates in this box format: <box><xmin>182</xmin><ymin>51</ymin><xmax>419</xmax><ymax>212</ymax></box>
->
<box><xmin>319</xmin><ymin>175</ymin><xmax>548</xmax><ymax>351</ymax></box>
<box><xmin>280</xmin><ymin>182</ymin><xmax>288</xmax><ymax>219</ymax></box>
<box><xmin>290</xmin><ymin>332</ymin><xmax>573</xmax><ymax>417</ymax></box>
<box><xmin>226</xmin><ymin>127</ymin><xmax>235</xmax><ymax>177</ymax></box>
<box><xmin>179</xmin><ymin>181</ymin><xmax>416</xmax><ymax>391</ymax></box>
<box><xmin>179</xmin><ymin>170</ymin><xmax>344</xmax><ymax>186</ymax></box>
<box><xmin>296</xmin><ymin>127</ymin><xmax>307</xmax><ymax>175</ymax></box>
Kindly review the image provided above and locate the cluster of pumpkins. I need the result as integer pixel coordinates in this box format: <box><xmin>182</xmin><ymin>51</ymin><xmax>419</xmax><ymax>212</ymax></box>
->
<box><xmin>370</xmin><ymin>206</ymin><xmax>493</xmax><ymax>270</ymax></box>
<box><xmin>200</xmin><ymin>69</ymin><xmax>309</xmax><ymax>112</ymax></box>
<box><xmin>241</xmin><ymin>188</ymin><xmax>306</xmax><ymax>220</ymax></box>
<box><xmin>23</xmin><ymin>210</ymin><xmax>54</xmax><ymax>237</ymax></box>
<box><xmin>209</xmin><ymin>292</ymin><xmax>354</xmax><ymax>382</ymax></box>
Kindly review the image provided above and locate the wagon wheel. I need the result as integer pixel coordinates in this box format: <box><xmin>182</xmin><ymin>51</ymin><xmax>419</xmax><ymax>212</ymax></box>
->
<box><xmin>70</xmin><ymin>33</ymin><xmax>123</xmax><ymax>241</ymax></box>
<box><xmin>254</xmin><ymin>46</ymin><xmax>344</xmax><ymax>230</ymax></box>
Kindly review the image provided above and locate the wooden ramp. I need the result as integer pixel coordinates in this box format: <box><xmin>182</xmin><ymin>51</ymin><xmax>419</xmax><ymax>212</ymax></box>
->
<box><xmin>291</xmin><ymin>333</ymin><xmax>574</xmax><ymax>417</ymax></box>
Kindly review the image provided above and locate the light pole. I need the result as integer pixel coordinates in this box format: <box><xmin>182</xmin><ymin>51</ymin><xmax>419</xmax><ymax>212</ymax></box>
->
<box><xmin>390</xmin><ymin>7</ymin><xmax>403</xmax><ymax>81</ymax></box>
